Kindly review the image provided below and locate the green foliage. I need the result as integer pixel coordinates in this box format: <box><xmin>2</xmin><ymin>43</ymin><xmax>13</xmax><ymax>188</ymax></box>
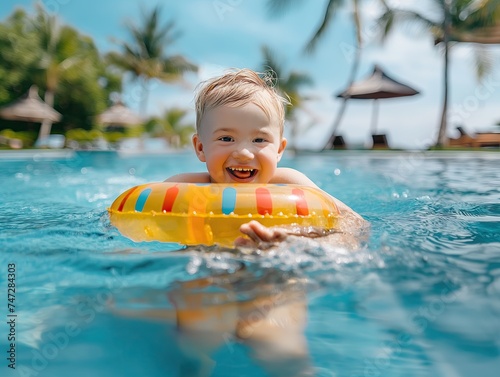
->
<box><xmin>377</xmin><ymin>0</ymin><xmax>500</xmax><ymax>146</ymax></box>
<box><xmin>145</xmin><ymin>107</ymin><xmax>195</xmax><ymax>147</ymax></box>
<box><xmin>267</xmin><ymin>0</ymin><xmax>351</xmax><ymax>53</ymax></box>
<box><xmin>0</xmin><ymin>129</ymin><xmax>36</xmax><ymax>147</ymax></box>
<box><xmin>0</xmin><ymin>4</ymin><xmax>122</xmax><ymax>135</ymax></box>
<box><xmin>378</xmin><ymin>0</ymin><xmax>500</xmax><ymax>54</ymax></box>
<box><xmin>0</xmin><ymin>4</ymin><xmax>197</xmax><ymax>147</ymax></box>
<box><xmin>259</xmin><ymin>45</ymin><xmax>314</xmax><ymax>150</ymax></box>
<box><xmin>65</xmin><ymin>128</ymin><xmax>95</xmax><ymax>142</ymax></box>
<box><xmin>66</xmin><ymin>128</ymin><xmax>116</xmax><ymax>146</ymax></box>
<box><xmin>103</xmin><ymin>131</ymin><xmax>125</xmax><ymax>143</ymax></box>
<box><xmin>0</xmin><ymin>129</ymin><xmax>17</xmax><ymax>139</ymax></box>
<box><xmin>106</xmin><ymin>5</ymin><xmax>197</xmax><ymax>115</ymax></box>
<box><xmin>125</xmin><ymin>125</ymin><xmax>145</xmax><ymax>138</ymax></box>
<box><xmin>266</xmin><ymin>0</ymin><xmax>380</xmax><ymax>149</ymax></box>
<box><xmin>15</xmin><ymin>131</ymin><xmax>36</xmax><ymax>146</ymax></box>
<box><xmin>260</xmin><ymin>45</ymin><xmax>313</xmax><ymax>120</ymax></box>
<box><xmin>0</xmin><ymin>9</ymin><xmax>40</xmax><ymax>103</ymax></box>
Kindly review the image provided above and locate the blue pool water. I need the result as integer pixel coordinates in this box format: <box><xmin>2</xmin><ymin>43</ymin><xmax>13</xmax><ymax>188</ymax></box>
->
<box><xmin>1</xmin><ymin>150</ymin><xmax>499</xmax><ymax>377</ymax></box>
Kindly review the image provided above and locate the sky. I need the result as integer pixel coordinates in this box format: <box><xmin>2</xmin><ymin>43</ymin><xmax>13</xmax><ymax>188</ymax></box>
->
<box><xmin>2</xmin><ymin>0</ymin><xmax>500</xmax><ymax>150</ymax></box>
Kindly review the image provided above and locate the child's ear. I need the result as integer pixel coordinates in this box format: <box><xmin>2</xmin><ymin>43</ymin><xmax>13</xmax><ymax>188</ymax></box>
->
<box><xmin>192</xmin><ymin>134</ymin><xmax>206</xmax><ymax>162</ymax></box>
<box><xmin>277</xmin><ymin>137</ymin><xmax>287</xmax><ymax>162</ymax></box>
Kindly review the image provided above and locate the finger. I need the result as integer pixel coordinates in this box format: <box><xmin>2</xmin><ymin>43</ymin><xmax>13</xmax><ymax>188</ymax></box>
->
<box><xmin>234</xmin><ymin>236</ymin><xmax>256</xmax><ymax>248</ymax></box>
<box><xmin>271</xmin><ymin>229</ymin><xmax>288</xmax><ymax>242</ymax></box>
<box><xmin>251</xmin><ymin>223</ymin><xmax>287</xmax><ymax>243</ymax></box>
<box><xmin>239</xmin><ymin>224</ymin><xmax>262</xmax><ymax>244</ymax></box>
<box><xmin>245</xmin><ymin>221</ymin><xmax>274</xmax><ymax>241</ymax></box>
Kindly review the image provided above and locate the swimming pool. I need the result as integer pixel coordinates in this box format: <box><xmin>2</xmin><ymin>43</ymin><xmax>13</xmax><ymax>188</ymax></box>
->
<box><xmin>1</xmin><ymin>150</ymin><xmax>499</xmax><ymax>377</ymax></box>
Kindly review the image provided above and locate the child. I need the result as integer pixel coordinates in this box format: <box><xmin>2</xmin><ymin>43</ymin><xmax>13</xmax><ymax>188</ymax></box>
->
<box><xmin>166</xmin><ymin>68</ymin><xmax>366</xmax><ymax>249</ymax></box>
<box><xmin>161</xmin><ymin>68</ymin><xmax>367</xmax><ymax>376</ymax></box>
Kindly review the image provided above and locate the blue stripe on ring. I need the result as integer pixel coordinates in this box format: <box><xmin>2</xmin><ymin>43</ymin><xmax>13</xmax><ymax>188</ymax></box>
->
<box><xmin>135</xmin><ymin>188</ymin><xmax>152</xmax><ymax>212</ymax></box>
<box><xmin>221</xmin><ymin>187</ymin><xmax>237</xmax><ymax>215</ymax></box>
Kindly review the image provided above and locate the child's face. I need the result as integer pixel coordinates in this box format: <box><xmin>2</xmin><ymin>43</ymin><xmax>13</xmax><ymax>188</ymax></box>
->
<box><xmin>193</xmin><ymin>102</ymin><xmax>287</xmax><ymax>183</ymax></box>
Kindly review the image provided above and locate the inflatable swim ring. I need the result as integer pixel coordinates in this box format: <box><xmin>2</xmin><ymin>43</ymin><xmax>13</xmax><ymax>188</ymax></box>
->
<box><xmin>108</xmin><ymin>182</ymin><xmax>340</xmax><ymax>246</ymax></box>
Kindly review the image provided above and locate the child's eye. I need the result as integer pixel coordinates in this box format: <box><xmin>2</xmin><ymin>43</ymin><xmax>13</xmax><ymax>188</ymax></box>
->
<box><xmin>218</xmin><ymin>136</ymin><xmax>233</xmax><ymax>142</ymax></box>
<box><xmin>253</xmin><ymin>138</ymin><xmax>266</xmax><ymax>143</ymax></box>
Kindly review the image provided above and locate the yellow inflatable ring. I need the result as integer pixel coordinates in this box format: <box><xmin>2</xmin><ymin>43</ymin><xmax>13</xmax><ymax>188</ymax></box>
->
<box><xmin>108</xmin><ymin>182</ymin><xmax>340</xmax><ymax>246</ymax></box>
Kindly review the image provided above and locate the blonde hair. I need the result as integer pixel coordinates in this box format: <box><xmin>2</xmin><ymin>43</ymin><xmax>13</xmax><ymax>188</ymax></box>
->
<box><xmin>194</xmin><ymin>68</ymin><xmax>289</xmax><ymax>135</ymax></box>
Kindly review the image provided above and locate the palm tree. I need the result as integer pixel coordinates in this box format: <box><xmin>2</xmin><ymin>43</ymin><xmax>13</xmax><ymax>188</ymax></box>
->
<box><xmin>1</xmin><ymin>4</ymin><xmax>121</xmax><ymax>138</ymax></box>
<box><xmin>438</xmin><ymin>0</ymin><xmax>500</xmax><ymax>44</ymax></box>
<box><xmin>377</xmin><ymin>0</ymin><xmax>500</xmax><ymax>147</ymax></box>
<box><xmin>32</xmin><ymin>4</ymin><xmax>89</xmax><ymax>141</ymax></box>
<box><xmin>260</xmin><ymin>45</ymin><xmax>313</xmax><ymax>151</ymax></box>
<box><xmin>106</xmin><ymin>5</ymin><xmax>197</xmax><ymax>117</ymax></box>
<box><xmin>145</xmin><ymin>107</ymin><xmax>195</xmax><ymax>148</ymax></box>
<box><xmin>267</xmin><ymin>0</ymin><xmax>389</xmax><ymax>149</ymax></box>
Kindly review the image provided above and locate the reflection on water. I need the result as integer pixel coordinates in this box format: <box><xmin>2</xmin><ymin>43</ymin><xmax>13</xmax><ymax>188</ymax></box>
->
<box><xmin>106</xmin><ymin>245</ymin><xmax>336</xmax><ymax>377</ymax></box>
<box><xmin>165</xmin><ymin>263</ymin><xmax>310</xmax><ymax>377</ymax></box>
<box><xmin>2</xmin><ymin>151</ymin><xmax>500</xmax><ymax>377</ymax></box>
<box><xmin>14</xmin><ymin>240</ymin><xmax>380</xmax><ymax>377</ymax></box>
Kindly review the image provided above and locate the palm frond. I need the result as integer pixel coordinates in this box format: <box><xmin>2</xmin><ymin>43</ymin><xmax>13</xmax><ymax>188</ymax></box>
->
<box><xmin>472</xmin><ymin>44</ymin><xmax>495</xmax><ymax>80</ymax></box>
<box><xmin>163</xmin><ymin>55</ymin><xmax>197</xmax><ymax>73</ymax></box>
<box><xmin>376</xmin><ymin>8</ymin><xmax>395</xmax><ymax>43</ymax></box>
<box><xmin>110</xmin><ymin>5</ymin><xmax>197</xmax><ymax>84</ymax></box>
<box><xmin>258</xmin><ymin>45</ymin><xmax>313</xmax><ymax>120</ymax></box>
<box><xmin>377</xmin><ymin>8</ymin><xmax>439</xmax><ymax>42</ymax></box>
<box><xmin>305</xmin><ymin>0</ymin><xmax>345</xmax><ymax>54</ymax></box>
<box><xmin>285</xmin><ymin>72</ymin><xmax>313</xmax><ymax>90</ymax></box>
<box><xmin>260</xmin><ymin>45</ymin><xmax>284</xmax><ymax>79</ymax></box>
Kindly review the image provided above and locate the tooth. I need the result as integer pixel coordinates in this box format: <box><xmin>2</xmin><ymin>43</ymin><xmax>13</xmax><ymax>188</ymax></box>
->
<box><xmin>231</xmin><ymin>168</ymin><xmax>253</xmax><ymax>171</ymax></box>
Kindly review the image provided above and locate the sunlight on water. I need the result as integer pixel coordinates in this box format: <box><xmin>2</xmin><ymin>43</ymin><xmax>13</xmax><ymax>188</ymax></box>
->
<box><xmin>1</xmin><ymin>150</ymin><xmax>499</xmax><ymax>377</ymax></box>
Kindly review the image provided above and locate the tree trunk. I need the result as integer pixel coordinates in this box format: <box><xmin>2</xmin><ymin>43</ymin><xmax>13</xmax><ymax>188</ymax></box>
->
<box><xmin>138</xmin><ymin>78</ymin><xmax>149</xmax><ymax>150</ymax></box>
<box><xmin>436</xmin><ymin>1</ymin><xmax>451</xmax><ymax>147</ymax></box>
<box><xmin>140</xmin><ymin>78</ymin><xmax>150</xmax><ymax>117</ymax></box>
<box><xmin>436</xmin><ymin>46</ymin><xmax>449</xmax><ymax>147</ymax></box>
<box><xmin>323</xmin><ymin>37</ymin><xmax>362</xmax><ymax>150</ymax></box>
<box><xmin>38</xmin><ymin>90</ymin><xmax>55</xmax><ymax>142</ymax></box>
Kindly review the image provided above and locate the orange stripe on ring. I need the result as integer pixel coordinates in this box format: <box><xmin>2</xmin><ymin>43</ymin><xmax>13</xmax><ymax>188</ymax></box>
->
<box><xmin>162</xmin><ymin>185</ymin><xmax>179</xmax><ymax>212</ymax></box>
<box><xmin>117</xmin><ymin>186</ymin><xmax>139</xmax><ymax>212</ymax></box>
<box><xmin>292</xmin><ymin>188</ymin><xmax>309</xmax><ymax>216</ymax></box>
<box><xmin>256</xmin><ymin>187</ymin><xmax>272</xmax><ymax>215</ymax></box>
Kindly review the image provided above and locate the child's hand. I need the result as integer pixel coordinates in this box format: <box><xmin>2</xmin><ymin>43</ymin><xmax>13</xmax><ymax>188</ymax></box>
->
<box><xmin>235</xmin><ymin>220</ymin><xmax>288</xmax><ymax>249</ymax></box>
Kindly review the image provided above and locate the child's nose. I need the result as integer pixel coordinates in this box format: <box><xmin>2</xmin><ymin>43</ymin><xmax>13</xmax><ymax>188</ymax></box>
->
<box><xmin>232</xmin><ymin>147</ymin><xmax>254</xmax><ymax>160</ymax></box>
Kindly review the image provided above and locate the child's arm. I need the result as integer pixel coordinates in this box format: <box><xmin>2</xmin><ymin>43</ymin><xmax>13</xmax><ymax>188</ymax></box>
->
<box><xmin>235</xmin><ymin>219</ymin><xmax>368</xmax><ymax>250</ymax></box>
<box><xmin>237</xmin><ymin>167</ymin><xmax>368</xmax><ymax>249</ymax></box>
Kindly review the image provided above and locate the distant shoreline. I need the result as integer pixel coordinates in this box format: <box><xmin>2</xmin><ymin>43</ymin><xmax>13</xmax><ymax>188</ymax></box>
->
<box><xmin>1</xmin><ymin>148</ymin><xmax>499</xmax><ymax>161</ymax></box>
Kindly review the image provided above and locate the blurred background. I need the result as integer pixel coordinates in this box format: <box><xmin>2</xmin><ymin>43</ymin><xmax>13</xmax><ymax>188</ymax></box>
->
<box><xmin>1</xmin><ymin>0</ymin><xmax>500</xmax><ymax>151</ymax></box>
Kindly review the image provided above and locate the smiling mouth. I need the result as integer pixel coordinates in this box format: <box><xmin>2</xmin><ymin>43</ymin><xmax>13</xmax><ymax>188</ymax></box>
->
<box><xmin>227</xmin><ymin>167</ymin><xmax>257</xmax><ymax>180</ymax></box>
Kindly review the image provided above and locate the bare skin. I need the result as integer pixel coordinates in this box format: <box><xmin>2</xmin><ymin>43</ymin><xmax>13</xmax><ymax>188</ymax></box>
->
<box><xmin>163</xmin><ymin>96</ymin><xmax>367</xmax><ymax>375</ymax></box>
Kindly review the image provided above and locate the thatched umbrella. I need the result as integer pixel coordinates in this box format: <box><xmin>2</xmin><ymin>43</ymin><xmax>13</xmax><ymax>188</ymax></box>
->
<box><xmin>0</xmin><ymin>85</ymin><xmax>61</xmax><ymax>123</ymax></box>
<box><xmin>97</xmin><ymin>101</ymin><xmax>142</xmax><ymax>130</ymax></box>
<box><xmin>336</xmin><ymin>65</ymin><xmax>420</xmax><ymax>134</ymax></box>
